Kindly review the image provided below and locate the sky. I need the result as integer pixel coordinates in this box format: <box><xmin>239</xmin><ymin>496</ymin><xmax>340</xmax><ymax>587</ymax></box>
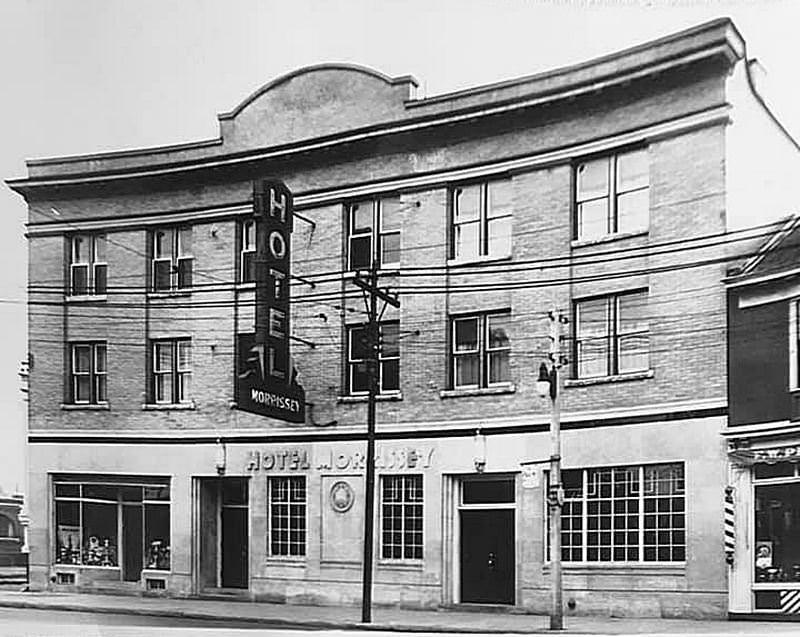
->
<box><xmin>0</xmin><ymin>0</ymin><xmax>798</xmax><ymax>496</ymax></box>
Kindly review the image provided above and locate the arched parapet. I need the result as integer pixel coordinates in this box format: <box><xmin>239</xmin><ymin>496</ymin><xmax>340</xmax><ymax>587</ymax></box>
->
<box><xmin>218</xmin><ymin>63</ymin><xmax>418</xmax><ymax>151</ymax></box>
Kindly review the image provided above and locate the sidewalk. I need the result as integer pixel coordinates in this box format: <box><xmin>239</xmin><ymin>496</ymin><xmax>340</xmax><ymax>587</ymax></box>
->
<box><xmin>0</xmin><ymin>589</ymin><xmax>798</xmax><ymax>634</ymax></box>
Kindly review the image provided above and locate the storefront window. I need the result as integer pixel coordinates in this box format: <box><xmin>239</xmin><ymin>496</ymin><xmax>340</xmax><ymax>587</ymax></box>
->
<box><xmin>54</xmin><ymin>480</ymin><xmax>170</xmax><ymax>571</ymax></box>
<box><xmin>755</xmin><ymin>475</ymin><xmax>800</xmax><ymax>582</ymax></box>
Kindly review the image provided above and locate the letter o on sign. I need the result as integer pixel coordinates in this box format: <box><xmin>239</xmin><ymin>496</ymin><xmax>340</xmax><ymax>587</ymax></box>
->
<box><xmin>269</xmin><ymin>231</ymin><xmax>287</xmax><ymax>259</ymax></box>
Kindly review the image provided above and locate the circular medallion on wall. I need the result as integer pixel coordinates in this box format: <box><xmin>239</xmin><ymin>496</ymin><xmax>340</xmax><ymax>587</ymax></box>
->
<box><xmin>330</xmin><ymin>480</ymin><xmax>355</xmax><ymax>513</ymax></box>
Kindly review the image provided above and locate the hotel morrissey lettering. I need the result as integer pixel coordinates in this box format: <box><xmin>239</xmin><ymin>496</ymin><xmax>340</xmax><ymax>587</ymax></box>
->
<box><xmin>236</xmin><ymin>180</ymin><xmax>306</xmax><ymax>423</ymax></box>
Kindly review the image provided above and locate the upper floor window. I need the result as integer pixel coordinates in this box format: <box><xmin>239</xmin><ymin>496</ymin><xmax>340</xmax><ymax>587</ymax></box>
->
<box><xmin>151</xmin><ymin>338</ymin><xmax>192</xmax><ymax>404</ymax></box>
<box><xmin>240</xmin><ymin>219</ymin><xmax>256</xmax><ymax>284</ymax></box>
<box><xmin>347</xmin><ymin>321</ymin><xmax>399</xmax><ymax>395</ymax></box>
<box><xmin>69</xmin><ymin>342</ymin><xmax>107</xmax><ymax>404</ymax></box>
<box><xmin>152</xmin><ymin>227</ymin><xmax>192</xmax><ymax>292</ymax></box>
<box><xmin>451</xmin><ymin>311</ymin><xmax>511</xmax><ymax>389</ymax></box>
<box><xmin>347</xmin><ymin>198</ymin><xmax>402</xmax><ymax>271</ymax></box>
<box><xmin>574</xmin><ymin>290</ymin><xmax>649</xmax><ymax>379</ymax></box>
<box><xmin>451</xmin><ymin>180</ymin><xmax>512</xmax><ymax>261</ymax></box>
<box><xmin>69</xmin><ymin>234</ymin><xmax>107</xmax><ymax>296</ymax></box>
<box><xmin>575</xmin><ymin>148</ymin><xmax>649</xmax><ymax>241</ymax></box>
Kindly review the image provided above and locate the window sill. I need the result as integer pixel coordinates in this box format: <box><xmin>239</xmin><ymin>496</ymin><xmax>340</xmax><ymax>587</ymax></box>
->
<box><xmin>61</xmin><ymin>403</ymin><xmax>110</xmax><ymax>411</ymax></box>
<box><xmin>65</xmin><ymin>294</ymin><xmax>107</xmax><ymax>303</ymax></box>
<box><xmin>265</xmin><ymin>557</ymin><xmax>306</xmax><ymax>566</ymax></box>
<box><xmin>446</xmin><ymin>254</ymin><xmax>512</xmax><ymax>268</ymax></box>
<box><xmin>440</xmin><ymin>383</ymin><xmax>516</xmax><ymax>399</ymax></box>
<box><xmin>236</xmin><ymin>282</ymin><xmax>256</xmax><ymax>291</ymax></box>
<box><xmin>377</xmin><ymin>559</ymin><xmax>423</xmax><ymax>570</ymax></box>
<box><xmin>142</xmin><ymin>402</ymin><xmax>196</xmax><ymax>411</ymax></box>
<box><xmin>53</xmin><ymin>564</ymin><xmax>120</xmax><ymax>570</ymax></box>
<box><xmin>338</xmin><ymin>392</ymin><xmax>403</xmax><ymax>404</ymax></box>
<box><xmin>543</xmin><ymin>562</ymin><xmax>685</xmax><ymax>575</ymax></box>
<box><xmin>571</xmin><ymin>230</ymin><xmax>648</xmax><ymax>249</ymax></box>
<box><xmin>147</xmin><ymin>289</ymin><xmax>193</xmax><ymax>299</ymax></box>
<box><xmin>564</xmin><ymin>370</ymin><xmax>653</xmax><ymax>388</ymax></box>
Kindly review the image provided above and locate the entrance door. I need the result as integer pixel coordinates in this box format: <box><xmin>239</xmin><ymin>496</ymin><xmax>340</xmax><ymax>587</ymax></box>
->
<box><xmin>122</xmin><ymin>504</ymin><xmax>143</xmax><ymax>582</ymax></box>
<box><xmin>197</xmin><ymin>478</ymin><xmax>249</xmax><ymax>590</ymax></box>
<box><xmin>460</xmin><ymin>509</ymin><xmax>515</xmax><ymax>604</ymax></box>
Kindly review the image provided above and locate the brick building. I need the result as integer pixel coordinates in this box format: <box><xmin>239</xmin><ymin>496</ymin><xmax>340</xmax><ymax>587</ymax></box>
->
<box><xmin>7</xmin><ymin>18</ymin><xmax>800</xmax><ymax>618</ymax></box>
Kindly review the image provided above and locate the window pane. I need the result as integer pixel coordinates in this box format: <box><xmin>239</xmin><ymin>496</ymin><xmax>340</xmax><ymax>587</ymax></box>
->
<box><xmin>74</xmin><ymin>376</ymin><xmax>91</xmax><ymax>402</ymax></box>
<box><xmin>145</xmin><ymin>504</ymin><xmax>170</xmax><ymax>570</ymax></box>
<box><xmin>155</xmin><ymin>374</ymin><xmax>171</xmax><ymax>403</ymax></box>
<box><xmin>95</xmin><ymin>375</ymin><xmax>107</xmax><ymax>403</ymax></box>
<box><xmin>454</xmin><ymin>318</ymin><xmax>479</xmax><ymax>352</ymax></box>
<box><xmin>81</xmin><ymin>501</ymin><xmax>118</xmax><ymax>566</ymax></box>
<box><xmin>154</xmin><ymin>230</ymin><xmax>172</xmax><ymax>259</ymax></box>
<box><xmin>487</xmin><ymin>216</ymin><xmax>511</xmax><ymax>257</ymax></box>
<box><xmin>455</xmin><ymin>353</ymin><xmax>480</xmax><ymax>387</ymax></box>
<box><xmin>487</xmin><ymin>314</ymin><xmax>510</xmax><ymax>349</ymax></box>
<box><xmin>56</xmin><ymin>501</ymin><xmax>80</xmax><ymax>564</ymax></box>
<box><xmin>177</xmin><ymin>227</ymin><xmax>192</xmax><ymax>256</ymax></box>
<box><xmin>380</xmin><ymin>199</ymin><xmax>402</xmax><ymax>232</ymax></box>
<box><xmin>74</xmin><ymin>346</ymin><xmax>91</xmax><ymax>373</ymax></box>
<box><xmin>381</xmin><ymin>323</ymin><xmax>399</xmax><ymax>358</ymax></box>
<box><xmin>487</xmin><ymin>180</ymin><xmax>512</xmax><ymax>217</ymax></box>
<box><xmin>177</xmin><ymin>341</ymin><xmax>191</xmax><ymax>371</ymax></box>
<box><xmin>453</xmin><ymin>185</ymin><xmax>480</xmax><ymax>222</ymax></box>
<box><xmin>578</xmin><ymin>199</ymin><xmax>609</xmax><ymax>239</ymax></box>
<box><xmin>382</xmin><ymin>359</ymin><xmax>399</xmax><ymax>391</ymax></box>
<box><xmin>618</xmin><ymin>293</ymin><xmax>648</xmax><ymax>334</ymax></box>
<box><xmin>454</xmin><ymin>222</ymin><xmax>479</xmax><ymax>260</ymax></box>
<box><xmin>488</xmin><ymin>351</ymin><xmax>510</xmax><ymax>384</ymax></box>
<box><xmin>153</xmin><ymin>260</ymin><xmax>171</xmax><ymax>291</ymax></box>
<box><xmin>617</xmin><ymin>150</ymin><xmax>649</xmax><ymax>192</ymax></box>
<box><xmin>350</xmin><ymin>202</ymin><xmax>373</xmax><ymax>234</ymax></box>
<box><xmin>577</xmin><ymin>158</ymin><xmax>609</xmax><ymax>201</ymax></box>
<box><xmin>243</xmin><ymin>220</ymin><xmax>256</xmax><ymax>250</ymax></box>
<box><xmin>72</xmin><ymin>265</ymin><xmax>89</xmax><ymax>296</ymax></box>
<box><xmin>578</xmin><ymin>339</ymin><xmax>609</xmax><ymax>378</ymax></box>
<box><xmin>155</xmin><ymin>343</ymin><xmax>173</xmax><ymax>372</ymax></box>
<box><xmin>617</xmin><ymin>189</ymin><xmax>649</xmax><ymax>234</ymax></box>
<box><xmin>577</xmin><ymin>298</ymin><xmax>608</xmax><ymax>338</ymax></box>
<box><xmin>93</xmin><ymin>235</ymin><xmax>107</xmax><ymax>262</ymax></box>
<box><xmin>350</xmin><ymin>235</ymin><xmax>372</xmax><ymax>270</ymax></box>
<box><xmin>380</xmin><ymin>232</ymin><xmax>400</xmax><ymax>266</ymax></box>
<box><xmin>178</xmin><ymin>372</ymin><xmax>191</xmax><ymax>403</ymax></box>
<box><xmin>94</xmin><ymin>264</ymin><xmax>107</xmax><ymax>295</ymax></box>
<box><xmin>242</xmin><ymin>251</ymin><xmax>255</xmax><ymax>283</ymax></box>
<box><xmin>177</xmin><ymin>258</ymin><xmax>192</xmax><ymax>288</ymax></box>
<box><xmin>350</xmin><ymin>327</ymin><xmax>368</xmax><ymax>360</ymax></box>
<box><xmin>95</xmin><ymin>345</ymin><xmax>107</xmax><ymax>372</ymax></box>
<box><xmin>72</xmin><ymin>236</ymin><xmax>87</xmax><ymax>263</ymax></box>
<box><xmin>351</xmin><ymin>362</ymin><xmax>369</xmax><ymax>393</ymax></box>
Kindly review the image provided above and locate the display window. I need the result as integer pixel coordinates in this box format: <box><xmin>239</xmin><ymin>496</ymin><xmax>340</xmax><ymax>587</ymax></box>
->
<box><xmin>754</xmin><ymin>462</ymin><xmax>800</xmax><ymax>584</ymax></box>
<box><xmin>53</xmin><ymin>479</ymin><xmax>170</xmax><ymax>572</ymax></box>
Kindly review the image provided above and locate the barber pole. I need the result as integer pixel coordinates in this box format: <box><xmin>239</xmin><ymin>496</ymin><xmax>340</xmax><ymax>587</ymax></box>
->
<box><xmin>724</xmin><ymin>486</ymin><xmax>735</xmax><ymax>565</ymax></box>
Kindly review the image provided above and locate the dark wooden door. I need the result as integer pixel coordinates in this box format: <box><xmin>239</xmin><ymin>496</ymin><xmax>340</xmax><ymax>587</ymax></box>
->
<box><xmin>221</xmin><ymin>506</ymin><xmax>248</xmax><ymax>588</ymax></box>
<box><xmin>460</xmin><ymin>509</ymin><xmax>515</xmax><ymax>604</ymax></box>
<box><xmin>122</xmin><ymin>504</ymin><xmax>143</xmax><ymax>582</ymax></box>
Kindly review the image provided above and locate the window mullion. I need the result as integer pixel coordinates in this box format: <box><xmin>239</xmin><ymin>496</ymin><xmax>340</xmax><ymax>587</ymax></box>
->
<box><xmin>609</xmin><ymin>157</ymin><xmax>617</xmax><ymax>234</ymax></box>
<box><xmin>638</xmin><ymin>465</ymin><xmax>644</xmax><ymax>562</ymax></box>
<box><xmin>582</xmin><ymin>469</ymin><xmax>588</xmax><ymax>562</ymax></box>
<box><xmin>610</xmin><ymin>297</ymin><xmax>618</xmax><ymax>375</ymax></box>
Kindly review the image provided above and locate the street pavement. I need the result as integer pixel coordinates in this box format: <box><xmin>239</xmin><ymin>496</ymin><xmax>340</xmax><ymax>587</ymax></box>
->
<box><xmin>0</xmin><ymin>589</ymin><xmax>799</xmax><ymax>635</ymax></box>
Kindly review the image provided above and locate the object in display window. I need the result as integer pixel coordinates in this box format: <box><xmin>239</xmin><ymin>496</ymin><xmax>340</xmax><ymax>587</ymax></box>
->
<box><xmin>755</xmin><ymin>483</ymin><xmax>800</xmax><ymax>582</ymax></box>
<box><xmin>146</xmin><ymin>540</ymin><xmax>170</xmax><ymax>570</ymax></box>
<box><xmin>56</xmin><ymin>525</ymin><xmax>81</xmax><ymax>565</ymax></box>
<box><xmin>82</xmin><ymin>535</ymin><xmax>117</xmax><ymax>567</ymax></box>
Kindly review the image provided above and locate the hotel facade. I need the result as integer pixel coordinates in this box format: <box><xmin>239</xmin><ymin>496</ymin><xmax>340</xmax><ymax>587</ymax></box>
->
<box><xmin>9</xmin><ymin>18</ymin><xmax>800</xmax><ymax>619</ymax></box>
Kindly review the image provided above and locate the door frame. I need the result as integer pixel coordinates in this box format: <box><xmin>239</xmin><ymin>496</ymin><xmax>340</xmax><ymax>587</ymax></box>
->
<box><xmin>444</xmin><ymin>473</ymin><xmax>518</xmax><ymax>605</ymax></box>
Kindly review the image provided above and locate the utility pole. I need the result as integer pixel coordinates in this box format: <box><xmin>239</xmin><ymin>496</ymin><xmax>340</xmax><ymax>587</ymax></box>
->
<box><xmin>536</xmin><ymin>307</ymin><xmax>568</xmax><ymax>631</ymax></box>
<box><xmin>352</xmin><ymin>261</ymin><xmax>399</xmax><ymax>624</ymax></box>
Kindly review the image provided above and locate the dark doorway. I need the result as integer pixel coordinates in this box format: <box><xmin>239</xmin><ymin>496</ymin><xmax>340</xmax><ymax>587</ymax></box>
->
<box><xmin>460</xmin><ymin>509</ymin><xmax>515</xmax><ymax>604</ymax></box>
<box><xmin>122</xmin><ymin>504</ymin><xmax>143</xmax><ymax>582</ymax></box>
<box><xmin>197</xmin><ymin>477</ymin><xmax>248</xmax><ymax>590</ymax></box>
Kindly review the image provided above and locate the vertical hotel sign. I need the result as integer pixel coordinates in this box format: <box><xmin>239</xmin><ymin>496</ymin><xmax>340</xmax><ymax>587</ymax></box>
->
<box><xmin>236</xmin><ymin>180</ymin><xmax>306</xmax><ymax>423</ymax></box>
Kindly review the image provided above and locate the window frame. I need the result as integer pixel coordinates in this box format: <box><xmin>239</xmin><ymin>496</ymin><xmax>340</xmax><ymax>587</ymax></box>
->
<box><xmin>574</xmin><ymin>147</ymin><xmax>649</xmax><ymax>241</ymax></box>
<box><xmin>450</xmin><ymin>179</ymin><xmax>512</xmax><ymax>262</ymax></box>
<box><xmin>239</xmin><ymin>219</ymin><xmax>257</xmax><ymax>284</ymax></box>
<box><xmin>69</xmin><ymin>234</ymin><xmax>107</xmax><ymax>297</ymax></box>
<box><xmin>150</xmin><ymin>226</ymin><xmax>193</xmax><ymax>292</ymax></box>
<box><xmin>267</xmin><ymin>475</ymin><xmax>307</xmax><ymax>558</ymax></box>
<box><xmin>150</xmin><ymin>338</ymin><xmax>192</xmax><ymax>405</ymax></box>
<box><xmin>346</xmin><ymin>197</ymin><xmax>402</xmax><ymax>271</ymax></box>
<box><xmin>573</xmin><ymin>290</ymin><xmax>649</xmax><ymax>379</ymax></box>
<box><xmin>450</xmin><ymin>310</ymin><xmax>511</xmax><ymax>389</ymax></box>
<box><xmin>548</xmin><ymin>462</ymin><xmax>686</xmax><ymax>564</ymax></box>
<box><xmin>69</xmin><ymin>342</ymin><xmax>107</xmax><ymax>405</ymax></box>
<box><xmin>380</xmin><ymin>474</ymin><xmax>423</xmax><ymax>562</ymax></box>
<box><xmin>346</xmin><ymin>321</ymin><xmax>400</xmax><ymax>396</ymax></box>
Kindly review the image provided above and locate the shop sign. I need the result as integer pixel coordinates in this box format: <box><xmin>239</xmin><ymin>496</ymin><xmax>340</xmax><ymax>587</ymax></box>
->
<box><xmin>246</xmin><ymin>448</ymin><xmax>311</xmax><ymax>472</ymax></box>
<box><xmin>316</xmin><ymin>447</ymin><xmax>435</xmax><ymax>471</ymax></box>
<box><xmin>752</xmin><ymin>445</ymin><xmax>800</xmax><ymax>463</ymax></box>
<box><xmin>236</xmin><ymin>180</ymin><xmax>306</xmax><ymax>424</ymax></box>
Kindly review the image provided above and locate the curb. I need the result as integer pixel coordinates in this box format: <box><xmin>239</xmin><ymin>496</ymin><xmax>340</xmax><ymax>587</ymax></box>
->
<box><xmin>0</xmin><ymin>598</ymin><xmax>542</xmax><ymax>634</ymax></box>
